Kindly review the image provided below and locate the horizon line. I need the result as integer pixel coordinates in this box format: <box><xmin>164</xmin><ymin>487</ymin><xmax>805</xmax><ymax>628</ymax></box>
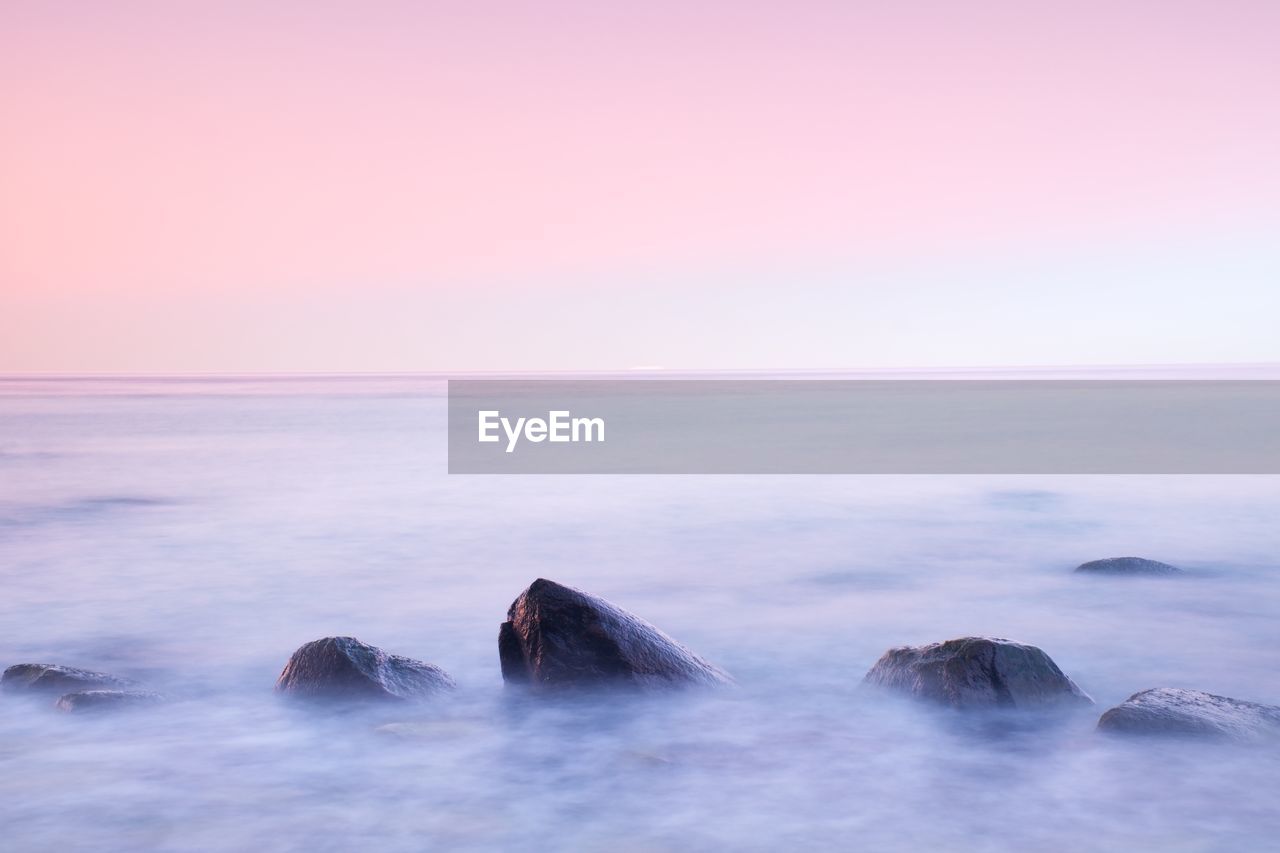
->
<box><xmin>2</xmin><ymin>361</ymin><xmax>1279</xmax><ymax>381</ymax></box>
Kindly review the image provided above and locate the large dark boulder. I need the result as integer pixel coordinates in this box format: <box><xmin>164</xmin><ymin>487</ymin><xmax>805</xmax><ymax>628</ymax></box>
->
<box><xmin>1097</xmin><ymin>688</ymin><xmax>1280</xmax><ymax>741</ymax></box>
<box><xmin>275</xmin><ymin>637</ymin><xmax>454</xmax><ymax>703</ymax></box>
<box><xmin>55</xmin><ymin>690</ymin><xmax>165</xmax><ymax>714</ymax></box>
<box><xmin>499</xmin><ymin>578</ymin><xmax>732</xmax><ymax>691</ymax></box>
<box><xmin>1074</xmin><ymin>557</ymin><xmax>1182</xmax><ymax>576</ymax></box>
<box><xmin>862</xmin><ymin>637</ymin><xmax>1093</xmax><ymax>710</ymax></box>
<box><xmin>2</xmin><ymin>663</ymin><xmax>135</xmax><ymax>695</ymax></box>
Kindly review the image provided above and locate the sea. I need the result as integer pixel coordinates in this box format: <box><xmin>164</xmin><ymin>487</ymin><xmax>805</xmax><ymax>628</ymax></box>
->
<box><xmin>1</xmin><ymin>372</ymin><xmax>1278</xmax><ymax>851</ymax></box>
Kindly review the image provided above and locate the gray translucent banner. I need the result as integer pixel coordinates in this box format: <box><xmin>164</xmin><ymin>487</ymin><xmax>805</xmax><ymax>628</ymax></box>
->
<box><xmin>447</xmin><ymin>380</ymin><xmax>1280</xmax><ymax>474</ymax></box>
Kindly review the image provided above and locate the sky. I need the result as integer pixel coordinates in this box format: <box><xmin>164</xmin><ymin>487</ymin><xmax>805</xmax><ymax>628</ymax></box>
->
<box><xmin>2</xmin><ymin>1</ymin><xmax>1278</xmax><ymax>372</ymax></box>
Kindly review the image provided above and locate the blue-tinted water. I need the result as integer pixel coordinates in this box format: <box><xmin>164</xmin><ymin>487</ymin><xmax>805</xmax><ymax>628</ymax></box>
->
<box><xmin>2</xmin><ymin>376</ymin><xmax>1278</xmax><ymax>851</ymax></box>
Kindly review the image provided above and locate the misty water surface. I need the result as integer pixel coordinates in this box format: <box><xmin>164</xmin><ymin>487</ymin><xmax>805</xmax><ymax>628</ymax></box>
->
<box><xmin>1</xmin><ymin>376</ymin><xmax>1278</xmax><ymax>851</ymax></box>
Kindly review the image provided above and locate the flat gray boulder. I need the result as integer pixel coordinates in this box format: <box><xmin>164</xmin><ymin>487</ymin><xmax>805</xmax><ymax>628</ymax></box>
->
<box><xmin>863</xmin><ymin>637</ymin><xmax>1093</xmax><ymax>710</ymax></box>
<box><xmin>55</xmin><ymin>690</ymin><xmax>164</xmax><ymax>714</ymax></box>
<box><xmin>275</xmin><ymin>637</ymin><xmax>454</xmax><ymax>703</ymax></box>
<box><xmin>499</xmin><ymin>578</ymin><xmax>731</xmax><ymax>692</ymax></box>
<box><xmin>1097</xmin><ymin>688</ymin><xmax>1280</xmax><ymax>741</ymax></box>
<box><xmin>1074</xmin><ymin>557</ymin><xmax>1182</xmax><ymax>576</ymax></box>
<box><xmin>2</xmin><ymin>663</ymin><xmax>135</xmax><ymax>694</ymax></box>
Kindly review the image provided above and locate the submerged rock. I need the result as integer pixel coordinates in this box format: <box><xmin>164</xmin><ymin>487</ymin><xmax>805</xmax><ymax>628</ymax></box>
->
<box><xmin>1074</xmin><ymin>557</ymin><xmax>1182</xmax><ymax>576</ymax></box>
<box><xmin>54</xmin><ymin>690</ymin><xmax>164</xmax><ymax>714</ymax></box>
<box><xmin>275</xmin><ymin>637</ymin><xmax>455</xmax><ymax>703</ymax></box>
<box><xmin>2</xmin><ymin>663</ymin><xmax>136</xmax><ymax>695</ymax></box>
<box><xmin>499</xmin><ymin>578</ymin><xmax>731</xmax><ymax>691</ymax></box>
<box><xmin>1097</xmin><ymin>688</ymin><xmax>1280</xmax><ymax>741</ymax></box>
<box><xmin>862</xmin><ymin>637</ymin><xmax>1093</xmax><ymax>710</ymax></box>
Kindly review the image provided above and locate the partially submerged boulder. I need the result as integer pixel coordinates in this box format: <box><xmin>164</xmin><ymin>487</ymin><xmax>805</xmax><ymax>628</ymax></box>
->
<box><xmin>1097</xmin><ymin>688</ymin><xmax>1280</xmax><ymax>741</ymax></box>
<box><xmin>275</xmin><ymin>637</ymin><xmax>454</xmax><ymax>703</ymax></box>
<box><xmin>2</xmin><ymin>663</ymin><xmax>135</xmax><ymax>695</ymax></box>
<box><xmin>499</xmin><ymin>578</ymin><xmax>731</xmax><ymax>691</ymax></box>
<box><xmin>862</xmin><ymin>637</ymin><xmax>1093</xmax><ymax>710</ymax></box>
<box><xmin>54</xmin><ymin>690</ymin><xmax>164</xmax><ymax>714</ymax></box>
<box><xmin>1074</xmin><ymin>557</ymin><xmax>1182</xmax><ymax>576</ymax></box>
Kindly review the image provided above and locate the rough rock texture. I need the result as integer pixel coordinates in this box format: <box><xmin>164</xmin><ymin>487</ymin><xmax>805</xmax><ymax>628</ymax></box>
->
<box><xmin>1097</xmin><ymin>688</ymin><xmax>1280</xmax><ymax>741</ymax></box>
<box><xmin>862</xmin><ymin>637</ymin><xmax>1093</xmax><ymax>710</ymax></box>
<box><xmin>499</xmin><ymin>578</ymin><xmax>732</xmax><ymax>691</ymax></box>
<box><xmin>54</xmin><ymin>690</ymin><xmax>164</xmax><ymax>714</ymax></box>
<box><xmin>2</xmin><ymin>663</ymin><xmax>135</xmax><ymax>695</ymax></box>
<box><xmin>1074</xmin><ymin>557</ymin><xmax>1182</xmax><ymax>576</ymax></box>
<box><xmin>275</xmin><ymin>637</ymin><xmax>454</xmax><ymax>703</ymax></box>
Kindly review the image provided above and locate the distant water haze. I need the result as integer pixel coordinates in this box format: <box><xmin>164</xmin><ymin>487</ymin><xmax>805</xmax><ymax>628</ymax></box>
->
<box><xmin>1</xmin><ymin>374</ymin><xmax>1278</xmax><ymax>849</ymax></box>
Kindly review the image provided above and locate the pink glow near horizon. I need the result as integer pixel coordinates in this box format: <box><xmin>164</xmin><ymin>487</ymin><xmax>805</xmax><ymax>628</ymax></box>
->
<box><xmin>2</xmin><ymin>2</ymin><xmax>1278</xmax><ymax>371</ymax></box>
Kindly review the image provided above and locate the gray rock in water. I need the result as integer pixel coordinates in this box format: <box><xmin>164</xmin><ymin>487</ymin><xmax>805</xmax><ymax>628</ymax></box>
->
<box><xmin>54</xmin><ymin>690</ymin><xmax>164</xmax><ymax>714</ymax></box>
<box><xmin>863</xmin><ymin>637</ymin><xmax>1093</xmax><ymax>710</ymax></box>
<box><xmin>2</xmin><ymin>663</ymin><xmax>136</xmax><ymax>695</ymax></box>
<box><xmin>499</xmin><ymin>578</ymin><xmax>732</xmax><ymax>692</ymax></box>
<box><xmin>1097</xmin><ymin>688</ymin><xmax>1280</xmax><ymax>741</ymax></box>
<box><xmin>1074</xmin><ymin>557</ymin><xmax>1182</xmax><ymax>576</ymax></box>
<box><xmin>275</xmin><ymin>637</ymin><xmax>455</xmax><ymax>703</ymax></box>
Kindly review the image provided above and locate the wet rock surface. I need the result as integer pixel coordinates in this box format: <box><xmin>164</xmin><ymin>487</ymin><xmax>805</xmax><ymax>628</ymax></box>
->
<box><xmin>862</xmin><ymin>637</ymin><xmax>1093</xmax><ymax>710</ymax></box>
<box><xmin>54</xmin><ymin>690</ymin><xmax>165</xmax><ymax>714</ymax></box>
<box><xmin>1074</xmin><ymin>557</ymin><xmax>1182</xmax><ymax>576</ymax></box>
<box><xmin>499</xmin><ymin>578</ymin><xmax>732</xmax><ymax>691</ymax></box>
<box><xmin>2</xmin><ymin>663</ymin><xmax>136</xmax><ymax>694</ymax></box>
<box><xmin>1097</xmin><ymin>688</ymin><xmax>1280</xmax><ymax>741</ymax></box>
<box><xmin>275</xmin><ymin>637</ymin><xmax>455</xmax><ymax>703</ymax></box>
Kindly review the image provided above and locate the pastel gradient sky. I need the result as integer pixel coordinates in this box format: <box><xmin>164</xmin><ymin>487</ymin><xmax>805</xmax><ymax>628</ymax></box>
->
<box><xmin>2</xmin><ymin>1</ymin><xmax>1278</xmax><ymax>372</ymax></box>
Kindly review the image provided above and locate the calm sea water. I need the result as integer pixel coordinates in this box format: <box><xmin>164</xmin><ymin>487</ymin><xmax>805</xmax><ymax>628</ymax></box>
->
<box><xmin>2</xmin><ymin>375</ymin><xmax>1278</xmax><ymax>851</ymax></box>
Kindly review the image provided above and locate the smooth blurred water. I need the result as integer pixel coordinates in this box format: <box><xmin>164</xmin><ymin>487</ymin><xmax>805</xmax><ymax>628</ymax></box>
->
<box><xmin>2</xmin><ymin>375</ymin><xmax>1278</xmax><ymax>852</ymax></box>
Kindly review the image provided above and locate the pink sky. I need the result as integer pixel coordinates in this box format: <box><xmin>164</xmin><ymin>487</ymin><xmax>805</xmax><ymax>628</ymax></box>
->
<box><xmin>2</xmin><ymin>2</ymin><xmax>1278</xmax><ymax>371</ymax></box>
